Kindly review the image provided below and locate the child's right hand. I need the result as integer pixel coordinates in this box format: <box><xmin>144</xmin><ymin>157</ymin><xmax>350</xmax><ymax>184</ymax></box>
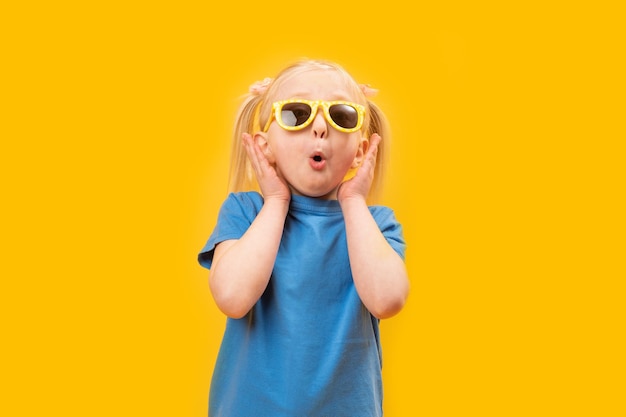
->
<box><xmin>242</xmin><ymin>133</ymin><xmax>291</xmax><ymax>203</ymax></box>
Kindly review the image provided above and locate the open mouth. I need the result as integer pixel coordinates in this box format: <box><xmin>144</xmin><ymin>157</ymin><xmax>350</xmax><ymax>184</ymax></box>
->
<box><xmin>309</xmin><ymin>152</ymin><xmax>326</xmax><ymax>170</ymax></box>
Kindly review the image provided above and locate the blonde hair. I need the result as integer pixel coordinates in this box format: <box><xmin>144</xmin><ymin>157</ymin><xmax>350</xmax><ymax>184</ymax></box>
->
<box><xmin>227</xmin><ymin>59</ymin><xmax>391</xmax><ymax>204</ymax></box>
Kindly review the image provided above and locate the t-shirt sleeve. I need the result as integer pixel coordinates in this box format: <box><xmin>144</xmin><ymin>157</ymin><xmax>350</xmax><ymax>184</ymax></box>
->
<box><xmin>371</xmin><ymin>206</ymin><xmax>407</xmax><ymax>260</ymax></box>
<box><xmin>197</xmin><ymin>192</ymin><xmax>263</xmax><ymax>269</ymax></box>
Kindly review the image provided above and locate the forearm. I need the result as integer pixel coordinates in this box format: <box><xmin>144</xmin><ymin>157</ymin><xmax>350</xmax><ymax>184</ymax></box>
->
<box><xmin>340</xmin><ymin>197</ymin><xmax>409</xmax><ymax>319</ymax></box>
<box><xmin>210</xmin><ymin>199</ymin><xmax>289</xmax><ymax>318</ymax></box>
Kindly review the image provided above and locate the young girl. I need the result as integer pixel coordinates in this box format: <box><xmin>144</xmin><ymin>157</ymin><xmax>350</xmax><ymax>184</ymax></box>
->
<box><xmin>198</xmin><ymin>59</ymin><xmax>409</xmax><ymax>417</ymax></box>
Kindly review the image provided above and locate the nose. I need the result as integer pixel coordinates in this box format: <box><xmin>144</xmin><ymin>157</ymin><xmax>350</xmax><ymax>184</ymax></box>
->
<box><xmin>311</xmin><ymin>108</ymin><xmax>328</xmax><ymax>139</ymax></box>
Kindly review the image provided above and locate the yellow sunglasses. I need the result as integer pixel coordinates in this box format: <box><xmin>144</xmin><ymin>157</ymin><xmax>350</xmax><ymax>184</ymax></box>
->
<box><xmin>263</xmin><ymin>99</ymin><xmax>365</xmax><ymax>133</ymax></box>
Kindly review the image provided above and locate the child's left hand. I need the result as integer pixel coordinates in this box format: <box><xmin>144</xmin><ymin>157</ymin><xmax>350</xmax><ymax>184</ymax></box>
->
<box><xmin>337</xmin><ymin>133</ymin><xmax>381</xmax><ymax>203</ymax></box>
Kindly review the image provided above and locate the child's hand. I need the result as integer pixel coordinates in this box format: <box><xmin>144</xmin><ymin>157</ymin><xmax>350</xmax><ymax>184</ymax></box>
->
<box><xmin>242</xmin><ymin>133</ymin><xmax>291</xmax><ymax>203</ymax></box>
<box><xmin>337</xmin><ymin>134</ymin><xmax>381</xmax><ymax>203</ymax></box>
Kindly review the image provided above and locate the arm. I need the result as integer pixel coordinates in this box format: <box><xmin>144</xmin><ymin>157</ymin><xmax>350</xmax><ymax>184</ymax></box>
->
<box><xmin>210</xmin><ymin>199</ymin><xmax>288</xmax><ymax>318</ymax></box>
<box><xmin>209</xmin><ymin>134</ymin><xmax>291</xmax><ymax>318</ymax></box>
<box><xmin>338</xmin><ymin>134</ymin><xmax>409</xmax><ymax>319</ymax></box>
<box><xmin>340</xmin><ymin>198</ymin><xmax>409</xmax><ymax>319</ymax></box>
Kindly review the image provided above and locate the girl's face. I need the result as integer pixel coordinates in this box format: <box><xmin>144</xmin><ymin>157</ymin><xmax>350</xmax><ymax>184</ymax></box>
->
<box><xmin>257</xmin><ymin>69</ymin><xmax>367</xmax><ymax>200</ymax></box>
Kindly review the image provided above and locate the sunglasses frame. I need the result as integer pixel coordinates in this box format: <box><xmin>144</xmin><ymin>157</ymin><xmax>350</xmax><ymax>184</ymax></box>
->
<box><xmin>263</xmin><ymin>99</ymin><xmax>365</xmax><ymax>133</ymax></box>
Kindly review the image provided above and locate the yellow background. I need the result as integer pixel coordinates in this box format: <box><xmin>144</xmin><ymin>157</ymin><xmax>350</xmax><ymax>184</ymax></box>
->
<box><xmin>2</xmin><ymin>1</ymin><xmax>624</xmax><ymax>416</ymax></box>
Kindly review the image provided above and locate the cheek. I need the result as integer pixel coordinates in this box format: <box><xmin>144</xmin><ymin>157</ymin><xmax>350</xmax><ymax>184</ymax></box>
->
<box><xmin>340</xmin><ymin>137</ymin><xmax>363</xmax><ymax>159</ymax></box>
<box><xmin>335</xmin><ymin>145</ymin><xmax>361</xmax><ymax>170</ymax></box>
<box><xmin>267</xmin><ymin>140</ymin><xmax>302</xmax><ymax>164</ymax></box>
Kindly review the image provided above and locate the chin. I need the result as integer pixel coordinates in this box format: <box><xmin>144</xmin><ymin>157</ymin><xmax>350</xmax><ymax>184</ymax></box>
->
<box><xmin>292</xmin><ymin>185</ymin><xmax>338</xmax><ymax>200</ymax></box>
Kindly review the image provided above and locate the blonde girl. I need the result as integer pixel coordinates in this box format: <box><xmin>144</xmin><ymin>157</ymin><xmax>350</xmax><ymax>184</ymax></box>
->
<box><xmin>199</xmin><ymin>59</ymin><xmax>409</xmax><ymax>417</ymax></box>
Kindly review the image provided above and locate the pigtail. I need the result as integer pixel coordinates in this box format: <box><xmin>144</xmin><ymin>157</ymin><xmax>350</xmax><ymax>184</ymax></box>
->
<box><xmin>227</xmin><ymin>94</ymin><xmax>263</xmax><ymax>194</ymax></box>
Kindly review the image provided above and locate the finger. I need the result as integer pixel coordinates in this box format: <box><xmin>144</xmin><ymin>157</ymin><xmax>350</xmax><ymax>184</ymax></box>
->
<box><xmin>242</xmin><ymin>133</ymin><xmax>263</xmax><ymax>175</ymax></box>
<box><xmin>244</xmin><ymin>133</ymin><xmax>275</xmax><ymax>182</ymax></box>
<box><xmin>367</xmin><ymin>134</ymin><xmax>381</xmax><ymax>158</ymax></box>
<box><xmin>242</xmin><ymin>132</ymin><xmax>253</xmax><ymax>154</ymax></box>
<box><xmin>361</xmin><ymin>133</ymin><xmax>381</xmax><ymax>168</ymax></box>
<box><xmin>370</xmin><ymin>133</ymin><xmax>382</xmax><ymax>147</ymax></box>
<box><xmin>242</xmin><ymin>133</ymin><xmax>256</xmax><ymax>163</ymax></box>
<box><xmin>250</xmin><ymin>137</ymin><xmax>273</xmax><ymax>175</ymax></box>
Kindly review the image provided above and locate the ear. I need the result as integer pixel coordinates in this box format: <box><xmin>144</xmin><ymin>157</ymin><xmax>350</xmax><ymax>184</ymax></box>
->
<box><xmin>351</xmin><ymin>135</ymin><xmax>369</xmax><ymax>168</ymax></box>
<box><xmin>253</xmin><ymin>132</ymin><xmax>275</xmax><ymax>163</ymax></box>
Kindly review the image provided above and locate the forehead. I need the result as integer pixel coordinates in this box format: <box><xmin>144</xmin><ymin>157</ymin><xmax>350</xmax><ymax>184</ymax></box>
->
<box><xmin>273</xmin><ymin>68</ymin><xmax>361</xmax><ymax>102</ymax></box>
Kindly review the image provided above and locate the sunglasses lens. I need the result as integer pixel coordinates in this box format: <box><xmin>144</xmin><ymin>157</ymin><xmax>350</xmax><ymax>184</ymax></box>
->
<box><xmin>329</xmin><ymin>104</ymin><xmax>359</xmax><ymax>129</ymax></box>
<box><xmin>280</xmin><ymin>103</ymin><xmax>312</xmax><ymax>127</ymax></box>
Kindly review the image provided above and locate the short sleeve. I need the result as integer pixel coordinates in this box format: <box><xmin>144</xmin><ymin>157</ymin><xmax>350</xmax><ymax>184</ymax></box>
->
<box><xmin>197</xmin><ymin>192</ymin><xmax>264</xmax><ymax>269</ymax></box>
<box><xmin>370</xmin><ymin>206</ymin><xmax>407</xmax><ymax>261</ymax></box>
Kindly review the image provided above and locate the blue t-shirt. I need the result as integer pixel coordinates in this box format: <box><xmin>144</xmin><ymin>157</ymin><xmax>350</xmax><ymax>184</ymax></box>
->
<box><xmin>199</xmin><ymin>192</ymin><xmax>406</xmax><ymax>417</ymax></box>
